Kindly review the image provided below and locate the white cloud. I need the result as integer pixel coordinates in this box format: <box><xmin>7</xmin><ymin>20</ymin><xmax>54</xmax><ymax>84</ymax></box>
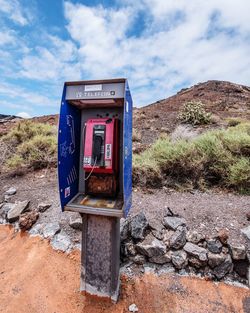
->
<box><xmin>63</xmin><ymin>0</ymin><xmax>250</xmax><ymax>106</ymax></box>
<box><xmin>19</xmin><ymin>35</ymin><xmax>81</xmax><ymax>81</ymax></box>
<box><xmin>16</xmin><ymin>111</ymin><xmax>31</xmax><ymax>118</ymax></box>
<box><xmin>0</xmin><ymin>0</ymin><xmax>32</xmax><ymax>25</ymax></box>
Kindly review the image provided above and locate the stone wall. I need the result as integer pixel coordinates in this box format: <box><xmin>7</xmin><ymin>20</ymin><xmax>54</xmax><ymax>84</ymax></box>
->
<box><xmin>121</xmin><ymin>212</ymin><xmax>250</xmax><ymax>285</ymax></box>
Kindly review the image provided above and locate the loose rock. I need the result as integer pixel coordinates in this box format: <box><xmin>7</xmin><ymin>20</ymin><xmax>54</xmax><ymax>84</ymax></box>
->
<box><xmin>149</xmin><ymin>251</ymin><xmax>172</xmax><ymax>264</ymax></box>
<box><xmin>51</xmin><ymin>233</ymin><xmax>71</xmax><ymax>252</ymax></box>
<box><xmin>130</xmin><ymin>255</ymin><xmax>146</xmax><ymax>265</ymax></box>
<box><xmin>169</xmin><ymin>227</ymin><xmax>186</xmax><ymax>249</ymax></box>
<box><xmin>7</xmin><ymin>200</ymin><xmax>30</xmax><ymax>223</ymax></box>
<box><xmin>172</xmin><ymin>250</ymin><xmax>188</xmax><ymax>269</ymax></box>
<box><xmin>124</xmin><ymin>242</ymin><xmax>137</xmax><ymax>256</ymax></box>
<box><xmin>0</xmin><ymin>203</ymin><xmax>15</xmax><ymax>218</ymax></box>
<box><xmin>69</xmin><ymin>216</ymin><xmax>82</xmax><ymax>230</ymax></box>
<box><xmin>19</xmin><ymin>210</ymin><xmax>39</xmax><ymax>230</ymax></box>
<box><xmin>184</xmin><ymin>242</ymin><xmax>208</xmax><ymax>262</ymax></box>
<box><xmin>136</xmin><ymin>234</ymin><xmax>166</xmax><ymax>258</ymax></box>
<box><xmin>208</xmin><ymin>252</ymin><xmax>226</xmax><ymax>268</ymax></box>
<box><xmin>5</xmin><ymin>187</ymin><xmax>16</xmax><ymax>195</ymax></box>
<box><xmin>188</xmin><ymin>257</ymin><xmax>206</xmax><ymax>269</ymax></box>
<box><xmin>130</xmin><ymin>212</ymin><xmax>148</xmax><ymax>240</ymax></box>
<box><xmin>38</xmin><ymin>203</ymin><xmax>51</xmax><ymax>213</ymax></box>
<box><xmin>206</xmin><ymin>238</ymin><xmax>222</xmax><ymax>254</ymax></box>
<box><xmin>213</xmin><ymin>255</ymin><xmax>233</xmax><ymax>279</ymax></box>
<box><xmin>120</xmin><ymin>218</ymin><xmax>130</xmax><ymax>242</ymax></box>
<box><xmin>42</xmin><ymin>222</ymin><xmax>60</xmax><ymax>238</ymax></box>
<box><xmin>163</xmin><ymin>216</ymin><xmax>186</xmax><ymax>230</ymax></box>
<box><xmin>29</xmin><ymin>223</ymin><xmax>43</xmax><ymax>236</ymax></box>
<box><xmin>229</xmin><ymin>244</ymin><xmax>246</xmax><ymax>260</ymax></box>
<box><xmin>129</xmin><ymin>303</ymin><xmax>139</xmax><ymax>312</ymax></box>
<box><xmin>186</xmin><ymin>230</ymin><xmax>204</xmax><ymax>244</ymax></box>
<box><xmin>157</xmin><ymin>263</ymin><xmax>175</xmax><ymax>275</ymax></box>
<box><xmin>241</xmin><ymin>226</ymin><xmax>250</xmax><ymax>241</ymax></box>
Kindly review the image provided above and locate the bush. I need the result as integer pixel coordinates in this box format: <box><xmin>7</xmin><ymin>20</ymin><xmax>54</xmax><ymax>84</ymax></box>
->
<box><xmin>133</xmin><ymin>122</ymin><xmax>250</xmax><ymax>193</ymax></box>
<box><xmin>178</xmin><ymin>101</ymin><xmax>211</xmax><ymax>125</ymax></box>
<box><xmin>0</xmin><ymin>121</ymin><xmax>57</xmax><ymax>172</ymax></box>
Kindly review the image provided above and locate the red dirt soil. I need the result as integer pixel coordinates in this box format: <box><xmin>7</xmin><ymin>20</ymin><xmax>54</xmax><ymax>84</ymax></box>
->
<box><xmin>0</xmin><ymin>226</ymin><xmax>250</xmax><ymax>313</ymax></box>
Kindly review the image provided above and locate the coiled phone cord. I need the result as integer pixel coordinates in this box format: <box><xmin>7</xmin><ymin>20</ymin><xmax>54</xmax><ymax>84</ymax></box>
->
<box><xmin>84</xmin><ymin>156</ymin><xmax>97</xmax><ymax>181</ymax></box>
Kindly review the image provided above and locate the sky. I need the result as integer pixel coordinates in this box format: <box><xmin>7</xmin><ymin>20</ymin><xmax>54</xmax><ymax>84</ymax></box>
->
<box><xmin>0</xmin><ymin>0</ymin><xmax>250</xmax><ymax>117</ymax></box>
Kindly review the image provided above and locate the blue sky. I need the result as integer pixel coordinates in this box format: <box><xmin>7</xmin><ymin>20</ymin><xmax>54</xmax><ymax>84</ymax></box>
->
<box><xmin>0</xmin><ymin>0</ymin><xmax>249</xmax><ymax>117</ymax></box>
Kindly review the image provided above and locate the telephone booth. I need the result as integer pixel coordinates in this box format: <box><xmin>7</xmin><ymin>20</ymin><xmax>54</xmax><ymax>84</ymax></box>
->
<box><xmin>58</xmin><ymin>78</ymin><xmax>133</xmax><ymax>301</ymax></box>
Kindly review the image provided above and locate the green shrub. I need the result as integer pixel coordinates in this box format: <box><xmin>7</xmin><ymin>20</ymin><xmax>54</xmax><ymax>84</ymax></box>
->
<box><xmin>0</xmin><ymin>121</ymin><xmax>57</xmax><ymax>172</ymax></box>
<box><xmin>228</xmin><ymin>157</ymin><xmax>250</xmax><ymax>192</ymax></box>
<box><xmin>178</xmin><ymin>101</ymin><xmax>211</xmax><ymax>125</ymax></box>
<box><xmin>133</xmin><ymin>122</ymin><xmax>250</xmax><ymax>193</ymax></box>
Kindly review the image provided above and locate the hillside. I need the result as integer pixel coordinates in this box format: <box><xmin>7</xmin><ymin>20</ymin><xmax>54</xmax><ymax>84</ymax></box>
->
<box><xmin>134</xmin><ymin>80</ymin><xmax>250</xmax><ymax>147</ymax></box>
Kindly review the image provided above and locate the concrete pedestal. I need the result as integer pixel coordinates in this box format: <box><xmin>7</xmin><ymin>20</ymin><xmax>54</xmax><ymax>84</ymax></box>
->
<box><xmin>80</xmin><ymin>214</ymin><xmax>120</xmax><ymax>301</ymax></box>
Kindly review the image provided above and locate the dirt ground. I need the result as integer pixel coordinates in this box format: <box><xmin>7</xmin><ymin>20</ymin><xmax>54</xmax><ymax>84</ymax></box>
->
<box><xmin>1</xmin><ymin>168</ymin><xmax>250</xmax><ymax>245</ymax></box>
<box><xmin>0</xmin><ymin>226</ymin><xmax>250</xmax><ymax>313</ymax></box>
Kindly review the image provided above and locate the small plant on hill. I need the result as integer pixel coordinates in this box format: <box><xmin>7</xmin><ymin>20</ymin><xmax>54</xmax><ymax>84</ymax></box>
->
<box><xmin>178</xmin><ymin>101</ymin><xmax>211</xmax><ymax>125</ymax></box>
<box><xmin>0</xmin><ymin>120</ymin><xmax>57</xmax><ymax>173</ymax></box>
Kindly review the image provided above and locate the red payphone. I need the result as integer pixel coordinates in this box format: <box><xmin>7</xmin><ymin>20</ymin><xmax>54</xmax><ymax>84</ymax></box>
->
<box><xmin>83</xmin><ymin>118</ymin><xmax>119</xmax><ymax>196</ymax></box>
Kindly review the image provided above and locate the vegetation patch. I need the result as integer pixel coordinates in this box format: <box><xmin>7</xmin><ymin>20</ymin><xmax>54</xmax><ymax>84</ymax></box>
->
<box><xmin>178</xmin><ymin>101</ymin><xmax>211</xmax><ymax>125</ymax></box>
<box><xmin>133</xmin><ymin>122</ymin><xmax>250</xmax><ymax>193</ymax></box>
<box><xmin>0</xmin><ymin>121</ymin><xmax>57</xmax><ymax>173</ymax></box>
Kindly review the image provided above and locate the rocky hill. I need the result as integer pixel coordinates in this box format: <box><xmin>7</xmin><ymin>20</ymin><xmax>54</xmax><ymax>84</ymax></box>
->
<box><xmin>1</xmin><ymin>80</ymin><xmax>250</xmax><ymax>143</ymax></box>
<box><xmin>134</xmin><ymin>80</ymin><xmax>250</xmax><ymax>147</ymax></box>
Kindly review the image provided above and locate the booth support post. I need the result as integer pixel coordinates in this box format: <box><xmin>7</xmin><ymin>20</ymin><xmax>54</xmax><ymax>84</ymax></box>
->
<box><xmin>80</xmin><ymin>214</ymin><xmax>120</xmax><ymax>301</ymax></box>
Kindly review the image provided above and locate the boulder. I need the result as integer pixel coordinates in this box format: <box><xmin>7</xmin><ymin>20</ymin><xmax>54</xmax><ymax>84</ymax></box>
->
<box><xmin>37</xmin><ymin>203</ymin><xmax>51</xmax><ymax>213</ymax></box>
<box><xmin>7</xmin><ymin>200</ymin><xmax>30</xmax><ymax>223</ymax></box>
<box><xmin>5</xmin><ymin>187</ymin><xmax>16</xmax><ymax>195</ymax></box>
<box><xmin>213</xmin><ymin>255</ymin><xmax>233</xmax><ymax>279</ymax></box>
<box><xmin>42</xmin><ymin>222</ymin><xmax>60</xmax><ymax>238</ymax></box>
<box><xmin>19</xmin><ymin>210</ymin><xmax>39</xmax><ymax>230</ymax></box>
<box><xmin>206</xmin><ymin>238</ymin><xmax>222</xmax><ymax>254</ymax></box>
<box><xmin>229</xmin><ymin>244</ymin><xmax>246</xmax><ymax>260</ymax></box>
<box><xmin>172</xmin><ymin>250</ymin><xmax>188</xmax><ymax>269</ymax></box>
<box><xmin>183</xmin><ymin>242</ymin><xmax>208</xmax><ymax>262</ymax></box>
<box><xmin>149</xmin><ymin>251</ymin><xmax>172</xmax><ymax>264</ymax></box>
<box><xmin>208</xmin><ymin>252</ymin><xmax>226</xmax><ymax>268</ymax></box>
<box><xmin>69</xmin><ymin>216</ymin><xmax>82</xmax><ymax>230</ymax></box>
<box><xmin>51</xmin><ymin>233</ymin><xmax>71</xmax><ymax>252</ymax></box>
<box><xmin>241</xmin><ymin>226</ymin><xmax>250</xmax><ymax>241</ymax></box>
<box><xmin>136</xmin><ymin>234</ymin><xmax>166</xmax><ymax>258</ymax></box>
<box><xmin>130</xmin><ymin>212</ymin><xmax>148</xmax><ymax>240</ymax></box>
<box><xmin>163</xmin><ymin>216</ymin><xmax>186</xmax><ymax>230</ymax></box>
<box><xmin>186</xmin><ymin>230</ymin><xmax>205</xmax><ymax>244</ymax></box>
<box><xmin>169</xmin><ymin>227</ymin><xmax>186</xmax><ymax>249</ymax></box>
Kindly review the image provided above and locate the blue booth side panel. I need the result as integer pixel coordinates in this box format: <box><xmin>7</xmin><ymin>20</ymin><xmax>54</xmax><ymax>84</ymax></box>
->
<box><xmin>58</xmin><ymin>84</ymin><xmax>81</xmax><ymax>210</ymax></box>
<box><xmin>123</xmin><ymin>81</ymin><xmax>133</xmax><ymax>217</ymax></box>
